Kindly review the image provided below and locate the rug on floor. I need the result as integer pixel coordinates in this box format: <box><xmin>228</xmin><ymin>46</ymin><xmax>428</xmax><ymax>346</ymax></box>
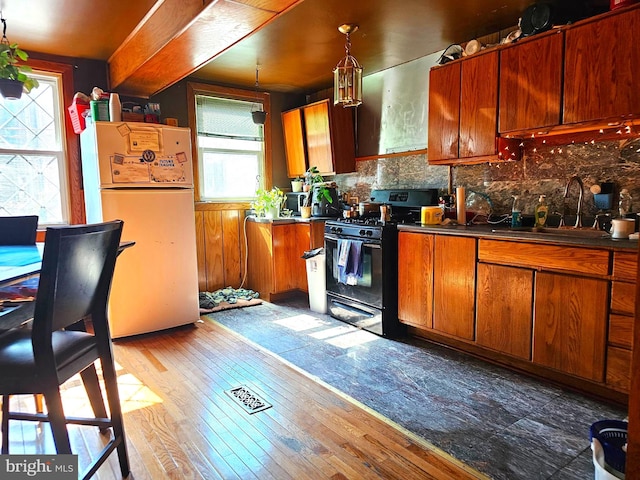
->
<box><xmin>199</xmin><ymin>287</ymin><xmax>262</xmax><ymax>313</ymax></box>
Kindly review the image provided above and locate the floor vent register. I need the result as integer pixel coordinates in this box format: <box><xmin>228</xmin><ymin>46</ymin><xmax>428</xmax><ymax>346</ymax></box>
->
<box><xmin>225</xmin><ymin>385</ymin><xmax>272</xmax><ymax>414</ymax></box>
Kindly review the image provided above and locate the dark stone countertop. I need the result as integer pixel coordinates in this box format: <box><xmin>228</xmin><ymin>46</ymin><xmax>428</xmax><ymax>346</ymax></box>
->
<box><xmin>397</xmin><ymin>223</ymin><xmax>639</xmax><ymax>252</ymax></box>
<box><xmin>248</xmin><ymin>215</ymin><xmax>337</xmax><ymax>224</ymax></box>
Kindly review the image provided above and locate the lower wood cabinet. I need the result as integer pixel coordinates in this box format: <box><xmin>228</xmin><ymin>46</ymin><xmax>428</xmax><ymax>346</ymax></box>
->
<box><xmin>400</xmin><ymin>230</ymin><xmax>635</xmax><ymax>398</ymax></box>
<box><xmin>246</xmin><ymin>220</ymin><xmax>324</xmax><ymax>300</ymax></box>
<box><xmin>398</xmin><ymin>232</ymin><xmax>434</xmax><ymax>329</ymax></box>
<box><xmin>476</xmin><ymin>263</ymin><xmax>533</xmax><ymax>360</ymax></box>
<box><xmin>532</xmin><ymin>272</ymin><xmax>608</xmax><ymax>382</ymax></box>
<box><xmin>607</xmin><ymin>252</ymin><xmax>637</xmax><ymax>392</ymax></box>
<box><xmin>432</xmin><ymin>235</ymin><xmax>476</xmax><ymax>340</ymax></box>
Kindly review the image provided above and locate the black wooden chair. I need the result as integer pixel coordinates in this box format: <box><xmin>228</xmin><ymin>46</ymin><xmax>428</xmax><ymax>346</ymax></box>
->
<box><xmin>0</xmin><ymin>220</ymin><xmax>130</xmax><ymax>479</ymax></box>
<box><xmin>0</xmin><ymin>215</ymin><xmax>39</xmax><ymax>245</ymax></box>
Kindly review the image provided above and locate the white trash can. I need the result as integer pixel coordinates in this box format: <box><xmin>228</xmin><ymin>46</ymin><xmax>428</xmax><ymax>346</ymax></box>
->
<box><xmin>303</xmin><ymin>248</ymin><xmax>326</xmax><ymax>314</ymax></box>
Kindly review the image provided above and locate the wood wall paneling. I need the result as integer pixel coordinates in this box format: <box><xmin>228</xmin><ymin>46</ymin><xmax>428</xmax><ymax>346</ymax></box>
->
<box><xmin>194</xmin><ymin>206</ymin><xmax>248</xmax><ymax>292</ymax></box>
<box><xmin>221</xmin><ymin>210</ymin><xmax>243</xmax><ymax>289</ymax></box>
<box><xmin>195</xmin><ymin>211</ymin><xmax>208</xmax><ymax>290</ymax></box>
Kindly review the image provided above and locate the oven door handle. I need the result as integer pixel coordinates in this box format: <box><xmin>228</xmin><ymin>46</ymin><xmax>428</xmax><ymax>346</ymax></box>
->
<box><xmin>325</xmin><ymin>234</ymin><xmax>382</xmax><ymax>249</ymax></box>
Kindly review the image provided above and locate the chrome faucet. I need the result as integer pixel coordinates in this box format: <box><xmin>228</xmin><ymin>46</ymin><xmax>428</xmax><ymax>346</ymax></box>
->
<box><xmin>561</xmin><ymin>175</ymin><xmax>584</xmax><ymax>228</ymax></box>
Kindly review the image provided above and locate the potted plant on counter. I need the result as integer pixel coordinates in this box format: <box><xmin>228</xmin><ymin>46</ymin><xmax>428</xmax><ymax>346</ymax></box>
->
<box><xmin>303</xmin><ymin>166</ymin><xmax>323</xmax><ymax>192</ymax></box>
<box><xmin>291</xmin><ymin>176</ymin><xmax>304</xmax><ymax>193</ymax></box>
<box><xmin>251</xmin><ymin>187</ymin><xmax>285</xmax><ymax>219</ymax></box>
<box><xmin>0</xmin><ymin>41</ymin><xmax>39</xmax><ymax>100</ymax></box>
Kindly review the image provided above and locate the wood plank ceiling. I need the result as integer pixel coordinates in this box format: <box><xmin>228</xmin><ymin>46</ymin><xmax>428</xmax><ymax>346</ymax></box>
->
<box><xmin>1</xmin><ymin>0</ymin><xmax>609</xmax><ymax>97</ymax></box>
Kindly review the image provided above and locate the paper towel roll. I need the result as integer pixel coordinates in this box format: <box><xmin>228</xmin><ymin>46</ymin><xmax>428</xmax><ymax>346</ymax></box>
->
<box><xmin>456</xmin><ymin>187</ymin><xmax>466</xmax><ymax>224</ymax></box>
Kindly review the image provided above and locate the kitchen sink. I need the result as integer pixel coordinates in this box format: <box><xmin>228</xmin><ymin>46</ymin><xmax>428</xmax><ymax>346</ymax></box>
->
<box><xmin>492</xmin><ymin>226</ymin><xmax>611</xmax><ymax>239</ymax></box>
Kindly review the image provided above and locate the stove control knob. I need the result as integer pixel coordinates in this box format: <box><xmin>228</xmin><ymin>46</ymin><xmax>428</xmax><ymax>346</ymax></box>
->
<box><xmin>366</xmin><ymin>230</ymin><xmax>373</xmax><ymax>236</ymax></box>
<box><xmin>336</xmin><ymin>227</ymin><xmax>343</xmax><ymax>234</ymax></box>
<box><xmin>359</xmin><ymin>229</ymin><xmax>366</xmax><ymax>236</ymax></box>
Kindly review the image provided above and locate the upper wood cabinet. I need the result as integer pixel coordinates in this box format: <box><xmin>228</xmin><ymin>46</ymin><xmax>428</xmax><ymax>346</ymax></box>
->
<box><xmin>281</xmin><ymin>99</ymin><xmax>355</xmax><ymax>177</ymax></box>
<box><xmin>459</xmin><ymin>51</ymin><xmax>499</xmax><ymax>158</ymax></box>
<box><xmin>563</xmin><ymin>6</ymin><xmax>640</xmax><ymax>124</ymax></box>
<box><xmin>427</xmin><ymin>62</ymin><xmax>461</xmax><ymax>162</ymax></box>
<box><xmin>282</xmin><ymin>108</ymin><xmax>306</xmax><ymax>178</ymax></box>
<box><xmin>499</xmin><ymin>32</ymin><xmax>563</xmax><ymax>133</ymax></box>
<box><xmin>428</xmin><ymin>51</ymin><xmax>516</xmax><ymax>164</ymax></box>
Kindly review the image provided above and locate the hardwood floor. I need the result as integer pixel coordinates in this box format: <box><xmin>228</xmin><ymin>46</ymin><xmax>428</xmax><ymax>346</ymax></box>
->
<box><xmin>2</xmin><ymin>319</ymin><xmax>486</xmax><ymax>479</ymax></box>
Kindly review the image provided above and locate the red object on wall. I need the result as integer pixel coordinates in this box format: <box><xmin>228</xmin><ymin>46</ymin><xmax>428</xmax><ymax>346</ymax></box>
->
<box><xmin>611</xmin><ymin>0</ymin><xmax>638</xmax><ymax>10</ymax></box>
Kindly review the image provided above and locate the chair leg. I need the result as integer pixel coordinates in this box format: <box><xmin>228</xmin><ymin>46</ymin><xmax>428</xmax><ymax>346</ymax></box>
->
<box><xmin>41</xmin><ymin>385</ymin><xmax>72</xmax><ymax>454</ymax></box>
<box><xmin>100</xmin><ymin>357</ymin><xmax>130</xmax><ymax>477</ymax></box>
<box><xmin>80</xmin><ymin>364</ymin><xmax>109</xmax><ymax>430</ymax></box>
<box><xmin>2</xmin><ymin>395</ymin><xmax>10</xmax><ymax>454</ymax></box>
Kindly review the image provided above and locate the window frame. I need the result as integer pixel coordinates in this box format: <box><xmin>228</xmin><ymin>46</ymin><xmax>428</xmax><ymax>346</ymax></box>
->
<box><xmin>187</xmin><ymin>82</ymin><xmax>272</xmax><ymax>205</ymax></box>
<box><xmin>0</xmin><ymin>71</ymin><xmax>70</xmax><ymax>225</ymax></box>
<box><xmin>21</xmin><ymin>58</ymin><xmax>82</xmax><ymax>229</ymax></box>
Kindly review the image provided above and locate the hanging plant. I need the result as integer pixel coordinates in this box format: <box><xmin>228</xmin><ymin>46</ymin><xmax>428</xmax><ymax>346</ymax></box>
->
<box><xmin>0</xmin><ymin>17</ymin><xmax>39</xmax><ymax>100</ymax></box>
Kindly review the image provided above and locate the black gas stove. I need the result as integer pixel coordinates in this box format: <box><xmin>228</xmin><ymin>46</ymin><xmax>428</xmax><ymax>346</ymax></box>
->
<box><xmin>323</xmin><ymin>188</ymin><xmax>439</xmax><ymax>337</ymax></box>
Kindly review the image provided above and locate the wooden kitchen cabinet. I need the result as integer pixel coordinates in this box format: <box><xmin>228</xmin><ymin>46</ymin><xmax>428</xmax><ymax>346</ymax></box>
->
<box><xmin>282</xmin><ymin>108</ymin><xmax>306</xmax><ymax>178</ymax></box>
<box><xmin>499</xmin><ymin>31</ymin><xmax>563</xmax><ymax>133</ymax></box>
<box><xmin>563</xmin><ymin>6</ymin><xmax>640</xmax><ymax>124</ymax></box>
<box><xmin>532</xmin><ymin>272</ymin><xmax>608</xmax><ymax>382</ymax></box>
<box><xmin>397</xmin><ymin>232</ymin><xmax>434</xmax><ymax>329</ymax></box>
<box><xmin>281</xmin><ymin>99</ymin><xmax>355</xmax><ymax>177</ymax></box>
<box><xmin>606</xmin><ymin>251</ymin><xmax>637</xmax><ymax>392</ymax></box>
<box><xmin>427</xmin><ymin>62</ymin><xmax>460</xmax><ymax>162</ymax></box>
<box><xmin>432</xmin><ymin>235</ymin><xmax>476</xmax><ymax>340</ymax></box>
<box><xmin>428</xmin><ymin>51</ymin><xmax>519</xmax><ymax>164</ymax></box>
<box><xmin>476</xmin><ymin>263</ymin><xmax>533</xmax><ymax>360</ymax></box>
<box><xmin>246</xmin><ymin>220</ymin><xmax>325</xmax><ymax>300</ymax></box>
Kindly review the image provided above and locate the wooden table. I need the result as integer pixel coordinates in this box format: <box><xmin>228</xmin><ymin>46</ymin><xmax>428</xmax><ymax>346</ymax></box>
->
<box><xmin>0</xmin><ymin>245</ymin><xmax>42</xmax><ymax>329</ymax></box>
<box><xmin>0</xmin><ymin>241</ymin><xmax>135</xmax><ymax>329</ymax></box>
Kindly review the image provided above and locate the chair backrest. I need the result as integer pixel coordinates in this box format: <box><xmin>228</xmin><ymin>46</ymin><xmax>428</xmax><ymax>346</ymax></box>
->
<box><xmin>31</xmin><ymin>221</ymin><xmax>124</xmax><ymax>354</ymax></box>
<box><xmin>0</xmin><ymin>216</ymin><xmax>39</xmax><ymax>245</ymax></box>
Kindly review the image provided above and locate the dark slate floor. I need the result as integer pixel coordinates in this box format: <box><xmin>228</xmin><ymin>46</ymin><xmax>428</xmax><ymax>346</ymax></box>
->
<box><xmin>205</xmin><ymin>293</ymin><xmax>627</xmax><ymax>480</ymax></box>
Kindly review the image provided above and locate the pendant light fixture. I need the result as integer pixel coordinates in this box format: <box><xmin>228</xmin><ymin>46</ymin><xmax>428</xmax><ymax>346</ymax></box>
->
<box><xmin>333</xmin><ymin>23</ymin><xmax>363</xmax><ymax>108</ymax></box>
<box><xmin>251</xmin><ymin>66</ymin><xmax>267</xmax><ymax>125</ymax></box>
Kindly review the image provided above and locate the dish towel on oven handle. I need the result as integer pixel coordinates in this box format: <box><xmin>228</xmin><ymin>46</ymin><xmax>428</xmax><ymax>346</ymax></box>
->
<box><xmin>337</xmin><ymin>239</ymin><xmax>363</xmax><ymax>285</ymax></box>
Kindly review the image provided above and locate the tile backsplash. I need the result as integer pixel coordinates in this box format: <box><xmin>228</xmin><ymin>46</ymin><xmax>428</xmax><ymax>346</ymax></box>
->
<box><xmin>334</xmin><ymin>137</ymin><xmax>640</xmax><ymax>218</ymax></box>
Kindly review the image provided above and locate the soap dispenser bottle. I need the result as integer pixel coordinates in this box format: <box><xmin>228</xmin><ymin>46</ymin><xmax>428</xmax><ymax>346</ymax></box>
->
<box><xmin>534</xmin><ymin>195</ymin><xmax>548</xmax><ymax>227</ymax></box>
<box><xmin>511</xmin><ymin>195</ymin><xmax>522</xmax><ymax>228</ymax></box>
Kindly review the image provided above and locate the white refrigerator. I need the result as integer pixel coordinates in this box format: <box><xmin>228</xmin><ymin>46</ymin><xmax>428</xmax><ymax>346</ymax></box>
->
<box><xmin>80</xmin><ymin>119</ymin><xmax>200</xmax><ymax>338</ymax></box>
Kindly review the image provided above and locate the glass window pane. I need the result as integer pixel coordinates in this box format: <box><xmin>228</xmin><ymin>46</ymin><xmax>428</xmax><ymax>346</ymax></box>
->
<box><xmin>0</xmin><ymin>153</ymin><xmax>64</xmax><ymax>223</ymax></box>
<box><xmin>201</xmin><ymin>151</ymin><xmax>260</xmax><ymax>200</ymax></box>
<box><xmin>195</xmin><ymin>94</ymin><xmax>265</xmax><ymax>202</ymax></box>
<box><xmin>0</xmin><ymin>72</ymin><xmax>67</xmax><ymax>224</ymax></box>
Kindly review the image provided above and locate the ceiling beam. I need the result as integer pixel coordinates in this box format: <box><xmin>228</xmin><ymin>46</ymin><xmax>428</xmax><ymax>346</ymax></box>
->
<box><xmin>108</xmin><ymin>0</ymin><xmax>303</xmax><ymax>97</ymax></box>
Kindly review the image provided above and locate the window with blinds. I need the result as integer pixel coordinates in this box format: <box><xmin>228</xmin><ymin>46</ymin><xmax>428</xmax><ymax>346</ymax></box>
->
<box><xmin>195</xmin><ymin>95</ymin><xmax>264</xmax><ymax>201</ymax></box>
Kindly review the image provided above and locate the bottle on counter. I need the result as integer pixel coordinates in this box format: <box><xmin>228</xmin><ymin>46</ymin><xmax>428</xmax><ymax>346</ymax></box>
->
<box><xmin>109</xmin><ymin>93</ymin><xmax>122</xmax><ymax>122</ymax></box>
<box><xmin>619</xmin><ymin>188</ymin><xmax>632</xmax><ymax>217</ymax></box>
<box><xmin>511</xmin><ymin>195</ymin><xmax>522</xmax><ymax>228</ymax></box>
<box><xmin>534</xmin><ymin>195</ymin><xmax>548</xmax><ymax>227</ymax></box>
